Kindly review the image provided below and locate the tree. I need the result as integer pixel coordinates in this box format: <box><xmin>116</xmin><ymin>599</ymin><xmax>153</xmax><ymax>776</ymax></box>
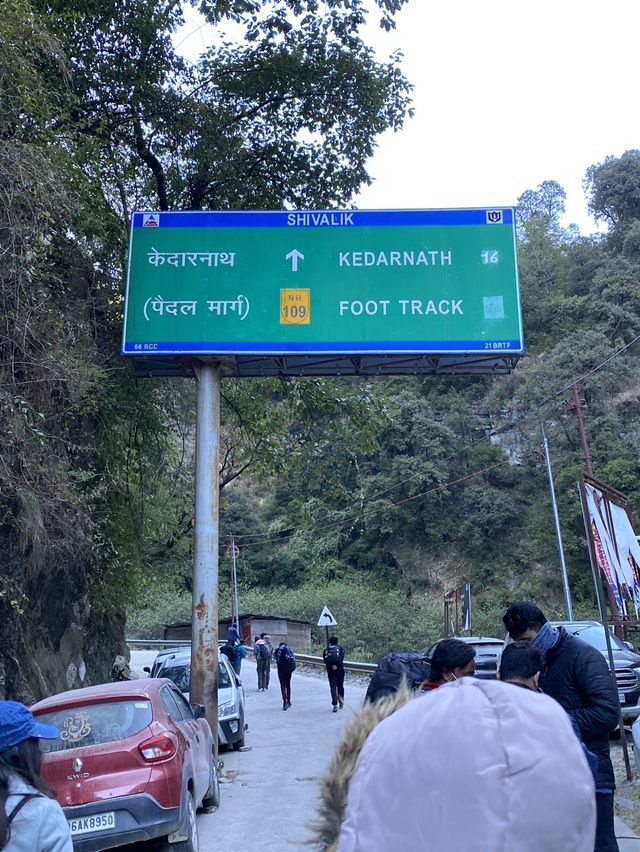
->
<box><xmin>516</xmin><ymin>180</ymin><xmax>566</xmax><ymax>232</ymax></box>
<box><xmin>35</xmin><ymin>0</ymin><xmax>413</xmax><ymax>215</ymax></box>
<box><xmin>584</xmin><ymin>149</ymin><xmax>640</xmax><ymax>232</ymax></box>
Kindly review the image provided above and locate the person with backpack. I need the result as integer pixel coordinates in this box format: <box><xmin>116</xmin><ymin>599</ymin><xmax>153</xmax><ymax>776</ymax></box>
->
<box><xmin>322</xmin><ymin>636</ymin><xmax>345</xmax><ymax>713</ymax></box>
<box><xmin>220</xmin><ymin>640</ymin><xmax>238</xmax><ymax>670</ymax></box>
<box><xmin>274</xmin><ymin>642</ymin><xmax>296</xmax><ymax>710</ymax></box>
<box><xmin>254</xmin><ymin>636</ymin><xmax>272</xmax><ymax>691</ymax></box>
<box><xmin>232</xmin><ymin>642</ymin><xmax>247</xmax><ymax>676</ymax></box>
<box><xmin>0</xmin><ymin>700</ymin><xmax>73</xmax><ymax>852</ymax></box>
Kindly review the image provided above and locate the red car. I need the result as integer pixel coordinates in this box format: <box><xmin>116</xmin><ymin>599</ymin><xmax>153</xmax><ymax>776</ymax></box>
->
<box><xmin>31</xmin><ymin>677</ymin><xmax>219</xmax><ymax>851</ymax></box>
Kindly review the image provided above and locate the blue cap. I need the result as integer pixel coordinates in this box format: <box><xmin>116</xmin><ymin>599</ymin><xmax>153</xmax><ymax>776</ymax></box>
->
<box><xmin>0</xmin><ymin>701</ymin><xmax>59</xmax><ymax>752</ymax></box>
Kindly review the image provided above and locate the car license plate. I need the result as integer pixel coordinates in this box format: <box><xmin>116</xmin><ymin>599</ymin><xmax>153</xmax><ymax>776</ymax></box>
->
<box><xmin>619</xmin><ymin>691</ymin><xmax>627</xmax><ymax>704</ymax></box>
<box><xmin>68</xmin><ymin>812</ymin><xmax>116</xmax><ymax>836</ymax></box>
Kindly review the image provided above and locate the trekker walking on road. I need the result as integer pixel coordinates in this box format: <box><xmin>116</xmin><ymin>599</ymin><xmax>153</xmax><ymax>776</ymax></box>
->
<box><xmin>0</xmin><ymin>700</ymin><xmax>73</xmax><ymax>852</ymax></box>
<box><xmin>220</xmin><ymin>640</ymin><xmax>238</xmax><ymax>672</ymax></box>
<box><xmin>503</xmin><ymin>601</ymin><xmax>619</xmax><ymax>852</ymax></box>
<box><xmin>232</xmin><ymin>642</ymin><xmax>246</xmax><ymax>676</ymax></box>
<box><xmin>274</xmin><ymin>642</ymin><xmax>296</xmax><ymax>710</ymax></box>
<box><xmin>254</xmin><ymin>636</ymin><xmax>272</xmax><ymax>691</ymax></box>
<box><xmin>323</xmin><ymin>636</ymin><xmax>345</xmax><ymax>712</ymax></box>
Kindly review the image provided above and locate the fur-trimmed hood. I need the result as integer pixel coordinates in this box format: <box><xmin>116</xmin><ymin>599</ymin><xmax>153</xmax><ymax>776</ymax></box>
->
<box><xmin>311</xmin><ymin>678</ymin><xmax>596</xmax><ymax>852</ymax></box>
<box><xmin>311</xmin><ymin>686</ymin><xmax>414</xmax><ymax>851</ymax></box>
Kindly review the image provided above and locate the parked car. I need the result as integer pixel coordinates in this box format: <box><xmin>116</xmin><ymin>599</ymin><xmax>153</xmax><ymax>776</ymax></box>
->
<box><xmin>145</xmin><ymin>644</ymin><xmax>190</xmax><ymax>678</ymax></box>
<box><xmin>32</xmin><ymin>678</ymin><xmax>219</xmax><ymax>852</ymax></box>
<box><xmin>550</xmin><ymin>620</ymin><xmax>640</xmax><ymax>712</ymax></box>
<box><xmin>426</xmin><ymin>636</ymin><xmax>503</xmax><ymax>680</ymax></box>
<box><xmin>152</xmin><ymin>647</ymin><xmax>247</xmax><ymax>750</ymax></box>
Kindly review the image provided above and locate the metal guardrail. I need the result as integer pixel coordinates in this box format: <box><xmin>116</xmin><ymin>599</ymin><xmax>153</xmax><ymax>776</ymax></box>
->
<box><xmin>295</xmin><ymin>653</ymin><xmax>377</xmax><ymax>674</ymax></box>
<box><xmin>127</xmin><ymin>640</ymin><xmax>377</xmax><ymax>675</ymax></box>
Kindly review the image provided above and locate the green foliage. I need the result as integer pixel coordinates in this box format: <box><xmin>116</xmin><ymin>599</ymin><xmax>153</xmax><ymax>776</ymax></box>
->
<box><xmin>126</xmin><ymin>583</ymin><xmax>192</xmax><ymax>640</ymax></box>
<box><xmin>585</xmin><ymin>149</ymin><xmax>640</xmax><ymax>231</ymax></box>
<box><xmin>8</xmin><ymin>0</ymin><xmax>640</xmax><ymax>675</ymax></box>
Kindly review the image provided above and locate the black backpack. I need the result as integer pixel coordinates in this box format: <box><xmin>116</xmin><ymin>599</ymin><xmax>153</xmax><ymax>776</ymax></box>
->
<box><xmin>364</xmin><ymin>651</ymin><xmax>431</xmax><ymax>704</ymax></box>
<box><xmin>278</xmin><ymin>647</ymin><xmax>296</xmax><ymax>673</ymax></box>
<box><xmin>324</xmin><ymin>646</ymin><xmax>342</xmax><ymax>668</ymax></box>
<box><xmin>221</xmin><ymin>643</ymin><xmax>238</xmax><ymax>664</ymax></box>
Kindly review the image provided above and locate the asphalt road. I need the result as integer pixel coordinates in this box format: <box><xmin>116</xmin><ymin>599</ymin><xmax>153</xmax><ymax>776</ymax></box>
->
<box><xmin>129</xmin><ymin>651</ymin><xmax>367</xmax><ymax>851</ymax></box>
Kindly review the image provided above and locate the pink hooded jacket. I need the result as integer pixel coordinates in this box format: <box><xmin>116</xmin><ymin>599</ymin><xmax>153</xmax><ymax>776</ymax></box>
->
<box><xmin>322</xmin><ymin>678</ymin><xmax>596</xmax><ymax>852</ymax></box>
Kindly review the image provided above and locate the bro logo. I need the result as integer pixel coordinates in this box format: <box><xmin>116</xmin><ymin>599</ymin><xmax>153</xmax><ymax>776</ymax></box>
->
<box><xmin>486</xmin><ymin>210</ymin><xmax>503</xmax><ymax>224</ymax></box>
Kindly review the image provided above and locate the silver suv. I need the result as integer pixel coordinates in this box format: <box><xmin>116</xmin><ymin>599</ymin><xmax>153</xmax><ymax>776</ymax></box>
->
<box><xmin>151</xmin><ymin>647</ymin><xmax>247</xmax><ymax>749</ymax></box>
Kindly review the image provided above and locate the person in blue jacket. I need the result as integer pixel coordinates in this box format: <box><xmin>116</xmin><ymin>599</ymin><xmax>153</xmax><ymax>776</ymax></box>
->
<box><xmin>232</xmin><ymin>642</ymin><xmax>247</xmax><ymax>676</ymax></box>
<box><xmin>0</xmin><ymin>700</ymin><xmax>72</xmax><ymax>851</ymax></box>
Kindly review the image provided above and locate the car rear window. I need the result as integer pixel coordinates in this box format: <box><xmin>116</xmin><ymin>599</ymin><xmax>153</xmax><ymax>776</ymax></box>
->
<box><xmin>472</xmin><ymin>644</ymin><xmax>503</xmax><ymax>658</ymax></box>
<box><xmin>159</xmin><ymin>660</ymin><xmax>233</xmax><ymax>690</ymax></box>
<box><xmin>36</xmin><ymin>700</ymin><xmax>153</xmax><ymax>752</ymax></box>
<box><xmin>161</xmin><ymin>664</ymin><xmax>191</xmax><ymax>693</ymax></box>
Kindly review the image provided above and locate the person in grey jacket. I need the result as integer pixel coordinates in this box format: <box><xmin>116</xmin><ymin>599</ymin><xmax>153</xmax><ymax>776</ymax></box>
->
<box><xmin>0</xmin><ymin>700</ymin><xmax>72</xmax><ymax>852</ymax></box>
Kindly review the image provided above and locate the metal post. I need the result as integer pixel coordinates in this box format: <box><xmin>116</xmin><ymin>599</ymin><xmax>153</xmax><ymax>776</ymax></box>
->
<box><xmin>190</xmin><ymin>362</ymin><xmax>220</xmax><ymax>743</ymax></box>
<box><xmin>578</xmin><ymin>476</ymin><xmax>632</xmax><ymax>781</ymax></box>
<box><xmin>542</xmin><ymin>426</ymin><xmax>573</xmax><ymax>619</ymax></box>
<box><xmin>231</xmin><ymin>537</ymin><xmax>240</xmax><ymax>630</ymax></box>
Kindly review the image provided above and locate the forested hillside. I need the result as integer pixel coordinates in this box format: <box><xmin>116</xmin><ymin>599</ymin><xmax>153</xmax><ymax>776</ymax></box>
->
<box><xmin>0</xmin><ymin>0</ymin><xmax>411</xmax><ymax>699</ymax></box>
<box><xmin>3</xmin><ymin>0</ymin><xmax>640</xmax><ymax>692</ymax></box>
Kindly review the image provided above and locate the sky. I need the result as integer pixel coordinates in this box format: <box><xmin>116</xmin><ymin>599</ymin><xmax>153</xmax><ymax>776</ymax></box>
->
<box><xmin>176</xmin><ymin>0</ymin><xmax>640</xmax><ymax>234</ymax></box>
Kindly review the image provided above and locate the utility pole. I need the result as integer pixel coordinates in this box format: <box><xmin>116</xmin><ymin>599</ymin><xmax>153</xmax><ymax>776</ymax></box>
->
<box><xmin>570</xmin><ymin>379</ymin><xmax>619</xmax><ymax>624</ymax></box>
<box><xmin>542</xmin><ymin>425</ymin><xmax>573</xmax><ymax>619</ymax></box>
<box><xmin>570</xmin><ymin>380</ymin><xmax>593</xmax><ymax>476</ymax></box>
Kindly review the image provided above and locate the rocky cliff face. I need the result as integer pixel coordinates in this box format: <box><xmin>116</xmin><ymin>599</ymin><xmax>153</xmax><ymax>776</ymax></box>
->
<box><xmin>0</xmin><ymin>530</ymin><xmax>128</xmax><ymax>703</ymax></box>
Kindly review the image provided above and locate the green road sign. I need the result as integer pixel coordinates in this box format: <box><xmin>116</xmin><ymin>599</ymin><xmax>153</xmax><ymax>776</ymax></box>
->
<box><xmin>123</xmin><ymin>209</ymin><xmax>523</xmax><ymax>373</ymax></box>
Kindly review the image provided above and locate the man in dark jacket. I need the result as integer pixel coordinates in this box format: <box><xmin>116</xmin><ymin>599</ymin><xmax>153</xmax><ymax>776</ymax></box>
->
<box><xmin>322</xmin><ymin>636</ymin><xmax>345</xmax><ymax>712</ymax></box>
<box><xmin>503</xmin><ymin>602</ymin><xmax>620</xmax><ymax>852</ymax></box>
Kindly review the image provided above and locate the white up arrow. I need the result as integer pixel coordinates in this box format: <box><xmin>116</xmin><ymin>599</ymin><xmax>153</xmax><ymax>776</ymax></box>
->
<box><xmin>286</xmin><ymin>249</ymin><xmax>305</xmax><ymax>272</ymax></box>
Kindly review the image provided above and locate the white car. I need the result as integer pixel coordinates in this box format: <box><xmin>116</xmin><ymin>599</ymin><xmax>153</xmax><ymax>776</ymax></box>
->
<box><xmin>151</xmin><ymin>647</ymin><xmax>247</xmax><ymax>749</ymax></box>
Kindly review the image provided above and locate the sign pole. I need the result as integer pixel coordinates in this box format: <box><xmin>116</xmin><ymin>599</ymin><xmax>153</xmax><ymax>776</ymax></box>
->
<box><xmin>231</xmin><ymin>538</ymin><xmax>240</xmax><ymax>630</ymax></box>
<box><xmin>190</xmin><ymin>361</ymin><xmax>221</xmax><ymax>744</ymax></box>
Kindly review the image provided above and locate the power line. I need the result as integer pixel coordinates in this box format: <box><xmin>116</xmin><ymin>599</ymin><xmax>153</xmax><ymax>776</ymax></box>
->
<box><xmin>229</xmin><ymin>331</ymin><xmax>640</xmax><ymax>550</ymax></box>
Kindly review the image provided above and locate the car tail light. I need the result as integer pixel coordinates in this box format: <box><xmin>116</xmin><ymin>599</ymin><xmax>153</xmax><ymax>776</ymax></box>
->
<box><xmin>138</xmin><ymin>734</ymin><xmax>177</xmax><ymax>763</ymax></box>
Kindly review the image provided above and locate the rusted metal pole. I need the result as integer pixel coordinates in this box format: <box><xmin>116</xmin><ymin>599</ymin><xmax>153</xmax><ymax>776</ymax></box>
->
<box><xmin>571</xmin><ymin>380</ymin><xmax>593</xmax><ymax>476</ymax></box>
<box><xmin>571</xmin><ymin>380</ymin><xmax>620</xmax><ymax>623</ymax></box>
<box><xmin>190</xmin><ymin>362</ymin><xmax>220</xmax><ymax>744</ymax></box>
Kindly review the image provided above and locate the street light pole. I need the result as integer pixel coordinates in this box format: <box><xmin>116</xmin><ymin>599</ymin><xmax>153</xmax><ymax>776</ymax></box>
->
<box><xmin>542</xmin><ymin>425</ymin><xmax>573</xmax><ymax>619</ymax></box>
